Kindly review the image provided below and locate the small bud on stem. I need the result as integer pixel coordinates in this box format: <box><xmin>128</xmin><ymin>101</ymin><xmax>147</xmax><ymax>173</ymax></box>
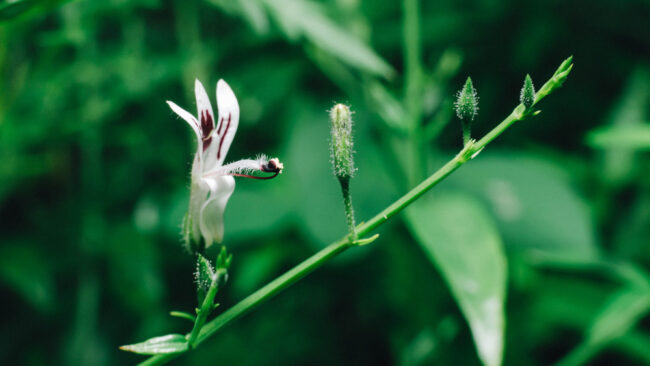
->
<box><xmin>535</xmin><ymin>55</ymin><xmax>573</xmax><ymax>102</ymax></box>
<box><xmin>520</xmin><ymin>74</ymin><xmax>535</xmax><ymax>109</ymax></box>
<box><xmin>454</xmin><ymin>77</ymin><xmax>479</xmax><ymax>146</ymax></box>
<box><xmin>330</xmin><ymin>104</ymin><xmax>355</xmax><ymax>179</ymax></box>
<box><xmin>329</xmin><ymin>103</ymin><xmax>357</xmax><ymax>241</ymax></box>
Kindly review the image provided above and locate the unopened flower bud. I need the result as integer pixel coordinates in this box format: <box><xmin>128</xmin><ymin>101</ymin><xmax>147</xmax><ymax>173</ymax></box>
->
<box><xmin>454</xmin><ymin>77</ymin><xmax>478</xmax><ymax>145</ymax></box>
<box><xmin>536</xmin><ymin>56</ymin><xmax>573</xmax><ymax>102</ymax></box>
<box><xmin>195</xmin><ymin>253</ymin><xmax>216</xmax><ymax>292</ymax></box>
<box><xmin>520</xmin><ymin>74</ymin><xmax>535</xmax><ymax>109</ymax></box>
<box><xmin>455</xmin><ymin>77</ymin><xmax>478</xmax><ymax>122</ymax></box>
<box><xmin>329</xmin><ymin>104</ymin><xmax>355</xmax><ymax>179</ymax></box>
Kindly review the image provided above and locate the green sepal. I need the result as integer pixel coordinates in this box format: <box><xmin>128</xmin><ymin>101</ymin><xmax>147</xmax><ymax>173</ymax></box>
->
<box><xmin>215</xmin><ymin>246</ymin><xmax>233</xmax><ymax>271</ymax></box>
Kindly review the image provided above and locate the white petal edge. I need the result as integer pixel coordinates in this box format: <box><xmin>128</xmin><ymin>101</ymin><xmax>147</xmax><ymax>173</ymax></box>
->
<box><xmin>166</xmin><ymin>100</ymin><xmax>202</xmax><ymax>145</ymax></box>
<box><xmin>194</xmin><ymin>79</ymin><xmax>215</xmax><ymax>137</ymax></box>
<box><xmin>199</xmin><ymin>175</ymin><xmax>235</xmax><ymax>247</ymax></box>
<box><xmin>215</xmin><ymin>79</ymin><xmax>240</xmax><ymax>166</ymax></box>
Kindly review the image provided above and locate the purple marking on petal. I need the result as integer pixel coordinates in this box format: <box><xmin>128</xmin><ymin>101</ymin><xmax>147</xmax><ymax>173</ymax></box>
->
<box><xmin>217</xmin><ymin>114</ymin><xmax>231</xmax><ymax>160</ymax></box>
<box><xmin>216</xmin><ymin>117</ymin><xmax>224</xmax><ymax>136</ymax></box>
<box><xmin>200</xmin><ymin>110</ymin><xmax>214</xmax><ymax>139</ymax></box>
<box><xmin>203</xmin><ymin>136</ymin><xmax>212</xmax><ymax>151</ymax></box>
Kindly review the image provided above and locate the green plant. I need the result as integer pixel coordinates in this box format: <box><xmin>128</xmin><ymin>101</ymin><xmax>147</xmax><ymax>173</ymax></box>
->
<box><xmin>121</xmin><ymin>57</ymin><xmax>574</xmax><ymax>366</ymax></box>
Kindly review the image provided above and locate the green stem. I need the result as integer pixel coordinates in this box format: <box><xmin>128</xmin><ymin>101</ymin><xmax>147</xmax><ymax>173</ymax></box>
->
<box><xmin>186</xmin><ymin>270</ymin><xmax>222</xmax><ymax>347</ymax></box>
<box><xmin>139</xmin><ymin>239</ymin><xmax>352</xmax><ymax>366</ymax></box>
<box><xmin>339</xmin><ymin>177</ymin><xmax>357</xmax><ymax>240</ymax></box>
<box><xmin>139</xmin><ymin>58</ymin><xmax>572</xmax><ymax>366</ymax></box>
<box><xmin>462</xmin><ymin>119</ymin><xmax>471</xmax><ymax>146</ymax></box>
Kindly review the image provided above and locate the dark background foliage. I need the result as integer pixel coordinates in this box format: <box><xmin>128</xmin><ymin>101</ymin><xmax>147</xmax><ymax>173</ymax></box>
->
<box><xmin>1</xmin><ymin>0</ymin><xmax>649</xmax><ymax>365</ymax></box>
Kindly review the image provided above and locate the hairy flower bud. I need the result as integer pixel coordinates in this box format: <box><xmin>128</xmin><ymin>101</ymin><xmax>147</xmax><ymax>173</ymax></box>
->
<box><xmin>195</xmin><ymin>253</ymin><xmax>216</xmax><ymax>292</ymax></box>
<box><xmin>329</xmin><ymin>103</ymin><xmax>355</xmax><ymax>179</ymax></box>
<box><xmin>520</xmin><ymin>74</ymin><xmax>535</xmax><ymax>109</ymax></box>
<box><xmin>455</xmin><ymin>77</ymin><xmax>479</xmax><ymax>145</ymax></box>
<box><xmin>455</xmin><ymin>77</ymin><xmax>479</xmax><ymax>122</ymax></box>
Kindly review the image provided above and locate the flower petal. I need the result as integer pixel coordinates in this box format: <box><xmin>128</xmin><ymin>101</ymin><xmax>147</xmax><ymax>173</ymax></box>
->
<box><xmin>187</xmin><ymin>173</ymin><xmax>209</xmax><ymax>246</ymax></box>
<box><xmin>204</xmin><ymin>157</ymin><xmax>262</xmax><ymax>177</ymax></box>
<box><xmin>214</xmin><ymin>79</ymin><xmax>240</xmax><ymax>166</ymax></box>
<box><xmin>199</xmin><ymin>175</ymin><xmax>235</xmax><ymax>247</ymax></box>
<box><xmin>167</xmin><ymin>100</ymin><xmax>201</xmax><ymax>144</ymax></box>
<box><xmin>203</xmin><ymin>155</ymin><xmax>283</xmax><ymax>178</ymax></box>
<box><xmin>195</xmin><ymin>79</ymin><xmax>216</xmax><ymax>145</ymax></box>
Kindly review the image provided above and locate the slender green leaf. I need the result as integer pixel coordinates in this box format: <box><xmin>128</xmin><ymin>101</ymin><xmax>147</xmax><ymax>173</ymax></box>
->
<box><xmin>443</xmin><ymin>153</ymin><xmax>597</xmax><ymax>259</ymax></box>
<box><xmin>170</xmin><ymin>311</ymin><xmax>196</xmax><ymax>322</ymax></box>
<box><xmin>261</xmin><ymin>0</ymin><xmax>394</xmax><ymax>78</ymax></box>
<box><xmin>588</xmin><ymin>285</ymin><xmax>650</xmax><ymax>346</ymax></box>
<box><xmin>405</xmin><ymin>192</ymin><xmax>507</xmax><ymax>366</ymax></box>
<box><xmin>555</xmin><ymin>285</ymin><xmax>650</xmax><ymax>366</ymax></box>
<box><xmin>119</xmin><ymin>334</ymin><xmax>188</xmax><ymax>355</ymax></box>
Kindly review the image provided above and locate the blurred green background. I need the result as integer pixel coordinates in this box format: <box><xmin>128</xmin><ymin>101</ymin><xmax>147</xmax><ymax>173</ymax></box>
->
<box><xmin>1</xmin><ymin>0</ymin><xmax>649</xmax><ymax>365</ymax></box>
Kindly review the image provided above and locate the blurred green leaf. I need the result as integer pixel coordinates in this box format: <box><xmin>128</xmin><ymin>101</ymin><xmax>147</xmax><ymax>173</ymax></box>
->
<box><xmin>597</xmin><ymin>66</ymin><xmax>650</xmax><ymax>185</ymax></box>
<box><xmin>0</xmin><ymin>243</ymin><xmax>55</xmax><ymax>312</ymax></box>
<box><xmin>442</xmin><ymin>152</ymin><xmax>598</xmax><ymax>259</ymax></box>
<box><xmin>555</xmin><ymin>284</ymin><xmax>650</xmax><ymax>366</ymax></box>
<box><xmin>205</xmin><ymin>0</ymin><xmax>269</xmax><ymax>34</ymax></box>
<box><xmin>107</xmin><ymin>225</ymin><xmax>164</xmax><ymax>313</ymax></box>
<box><xmin>405</xmin><ymin>191</ymin><xmax>507</xmax><ymax>366</ymax></box>
<box><xmin>586</xmin><ymin>124</ymin><xmax>650</xmax><ymax>150</ymax></box>
<box><xmin>239</xmin><ymin>0</ymin><xmax>269</xmax><ymax>33</ymax></box>
<box><xmin>260</xmin><ymin>0</ymin><xmax>394</xmax><ymax>78</ymax></box>
<box><xmin>0</xmin><ymin>0</ymin><xmax>36</xmax><ymax>20</ymax></box>
<box><xmin>588</xmin><ymin>285</ymin><xmax>650</xmax><ymax>346</ymax></box>
<box><xmin>120</xmin><ymin>334</ymin><xmax>188</xmax><ymax>355</ymax></box>
<box><xmin>364</xmin><ymin>80</ymin><xmax>409</xmax><ymax>132</ymax></box>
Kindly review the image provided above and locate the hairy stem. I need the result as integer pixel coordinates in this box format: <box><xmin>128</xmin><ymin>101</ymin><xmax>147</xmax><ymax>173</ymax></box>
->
<box><xmin>186</xmin><ymin>270</ymin><xmax>223</xmax><ymax>347</ymax></box>
<box><xmin>339</xmin><ymin>178</ymin><xmax>357</xmax><ymax>240</ymax></box>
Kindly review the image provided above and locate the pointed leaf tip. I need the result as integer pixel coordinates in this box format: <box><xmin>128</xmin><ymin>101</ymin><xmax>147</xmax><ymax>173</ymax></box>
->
<box><xmin>120</xmin><ymin>334</ymin><xmax>189</xmax><ymax>355</ymax></box>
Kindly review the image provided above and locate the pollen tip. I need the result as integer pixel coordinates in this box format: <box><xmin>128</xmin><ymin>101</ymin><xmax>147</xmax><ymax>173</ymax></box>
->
<box><xmin>272</xmin><ymin>158</ymin><xmax>284</xmax><ymax>173</ymax></box>
<box><xmin>262</xmin><ymin>158</ymin><xmax>284</xmax><ymax>174</ymax></box>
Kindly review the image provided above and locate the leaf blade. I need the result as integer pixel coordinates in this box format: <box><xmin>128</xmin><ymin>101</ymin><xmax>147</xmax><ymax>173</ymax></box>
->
<box><xmin>405</xmin><ymin>192</ymin><xmax>507</xmax><ymax>366</ymax></box>
<box><xmin>119</xmin><ymin>334</ymin><xmax>189</xmax><ymax>355</ymax></box>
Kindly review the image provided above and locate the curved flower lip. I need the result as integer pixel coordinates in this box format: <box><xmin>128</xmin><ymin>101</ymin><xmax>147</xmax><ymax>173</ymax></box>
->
<box><xmin>167</xmin><ymin>78</ymin><xmax>283</xmax><ymax>247</ymax></box>
<box><xmin>204</xmin><ymin>156</ymin><xmax>284</xmax><ymax>180</ymax></box>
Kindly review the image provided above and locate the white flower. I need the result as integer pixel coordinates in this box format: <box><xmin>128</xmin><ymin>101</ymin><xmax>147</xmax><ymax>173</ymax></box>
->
<box><xmin>167</xmin><ymin>79</ymin><xmax>283</xmax><ymax>249</ymax></box>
